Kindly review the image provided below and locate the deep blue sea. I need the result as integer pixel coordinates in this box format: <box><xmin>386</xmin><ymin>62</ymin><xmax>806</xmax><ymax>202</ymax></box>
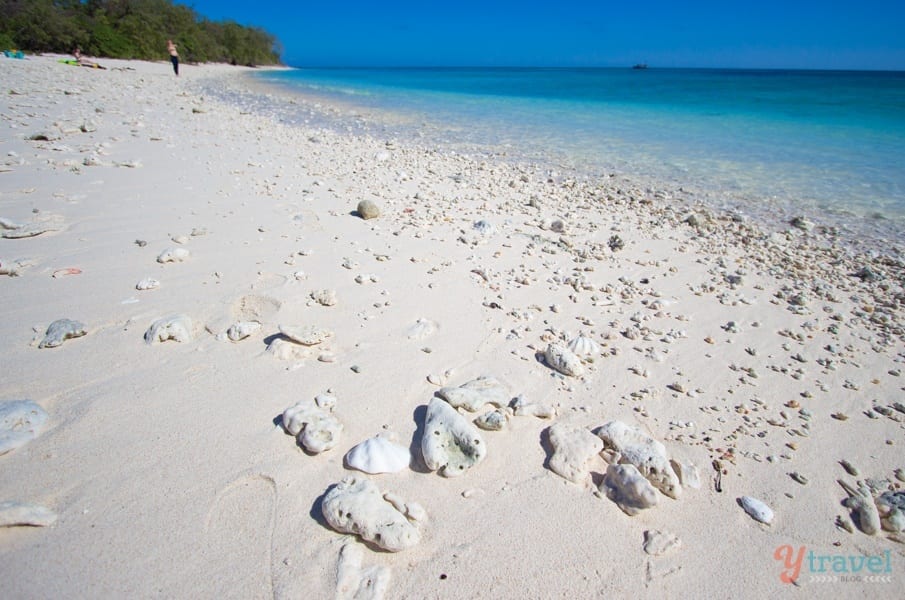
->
<box><xmin>250</xmin><ymin>67</ymin><xmax>905</xmax><ymax>239</ymax></box>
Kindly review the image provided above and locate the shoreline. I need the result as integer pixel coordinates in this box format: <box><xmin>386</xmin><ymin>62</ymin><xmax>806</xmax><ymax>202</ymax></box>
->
<box><xmin>222</xmin><ymin>67</ymin><xmax>905</xmax><ymax>251</ymax></box>
<box><xmin>1</xmin><ymin>55</ymin><xmax>903</xmax><ymax>598</ymax></box>
<box><xmin>209</xmin><ymin>65</ymin><xmax>905</xmax><ymax>328</ymax></box>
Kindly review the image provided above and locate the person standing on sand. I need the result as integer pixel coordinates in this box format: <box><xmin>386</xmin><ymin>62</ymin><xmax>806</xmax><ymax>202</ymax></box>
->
<box><xmin>167</xmin><ymin>39</ymin><xmax>179</xmax><ymax>76</ymax></box>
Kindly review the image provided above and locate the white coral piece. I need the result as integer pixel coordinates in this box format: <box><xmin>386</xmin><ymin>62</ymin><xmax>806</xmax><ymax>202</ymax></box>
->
<box><xmin>144</xmin><ymin>315</ymin><xmax>193</xmax><ymax>344</ymax></box>
<box><xmin>345</xmin><ymin>435</ymin><xmax>411</xmax><ymax>474</ymax></box>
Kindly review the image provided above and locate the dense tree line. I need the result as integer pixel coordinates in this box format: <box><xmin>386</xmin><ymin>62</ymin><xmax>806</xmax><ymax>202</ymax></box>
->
<box><xmin>0</xmin><ymin>0</ymin><xmax>281</xmax><ymax>65</ymax></box>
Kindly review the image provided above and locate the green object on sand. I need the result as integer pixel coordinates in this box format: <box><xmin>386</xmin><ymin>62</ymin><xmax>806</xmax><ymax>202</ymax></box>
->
<box><xmin>58</xmin><ymin>58</ymin><xmax>105</xmax><ymax>69</ymax></box>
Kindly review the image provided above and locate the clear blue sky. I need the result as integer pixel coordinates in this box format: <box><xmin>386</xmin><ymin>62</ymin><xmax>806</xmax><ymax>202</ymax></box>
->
<box><xmin>177</xmin><ymin>1</ymin><xmax>905</xmax><ymax>70</ymax></box>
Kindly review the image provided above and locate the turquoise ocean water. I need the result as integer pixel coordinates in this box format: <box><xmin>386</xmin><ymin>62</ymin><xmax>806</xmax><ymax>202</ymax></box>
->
<box><xmin>248</xmin><ymin>67</ymin><xmax>905</xmax><ymax>239</ymax></box>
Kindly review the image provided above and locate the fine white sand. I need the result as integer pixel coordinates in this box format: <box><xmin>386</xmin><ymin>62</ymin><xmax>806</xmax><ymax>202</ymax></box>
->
<box><xmin>1</xmin><ymin>55</ymin><xmax>903</xmax><ymax>598</ymax></box>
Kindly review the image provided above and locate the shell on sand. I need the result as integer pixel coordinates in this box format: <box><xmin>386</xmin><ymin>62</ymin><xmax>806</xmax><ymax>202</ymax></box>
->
<box><xmin>738</xmin><ymin>496</ymin><xmax>774</xmax><ymax>525</ymax></box>
<box><xmin>345</xmin><ymin>435</ymin><xmax>411</xmax><ymax>474</ymax></box>
<box><xmin>567</xmin><ymin>333</ymin><xmax>600</xmax><ymax>357</ymax></box>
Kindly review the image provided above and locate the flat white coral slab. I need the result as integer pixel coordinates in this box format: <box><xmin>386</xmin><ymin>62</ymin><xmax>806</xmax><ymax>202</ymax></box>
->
<box><xmin>278</xmin><ymin>324</ymin><xmax>333</xmax><ymax>345</ymax></box>
<box><xmin>335</xmin><ymin>542</ymin><xmax>392</xmax><ymax>600</ymax></box>
<box><xmin>0</xmin><ymin>501</ymin><xmax>57</xmax><ymax>527</ymax></box>
<box><xmin>0</xmin><ymin>400</ymin><xmax>49</xmax><ymax>455</ymax></box>
<box><xmin>547</xmin><ymin>423</ymin><xmax>603</xmax><ymax>484</ymax></box>
<box><xmin>437</xmin><ymin>375</ymin><xmax>509</xmax><ymax>412</ymax></box>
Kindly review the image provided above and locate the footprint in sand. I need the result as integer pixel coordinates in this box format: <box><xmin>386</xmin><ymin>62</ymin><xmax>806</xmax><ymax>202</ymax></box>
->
<box><xmin>204</xmin><ymin>475</ymin><xmax>277</xmax><ymax>597</ymax></box>
<box><xmin>231</xmin><ymin>295</ymin><xmax>282</xmax><ymax>322</ymax></box>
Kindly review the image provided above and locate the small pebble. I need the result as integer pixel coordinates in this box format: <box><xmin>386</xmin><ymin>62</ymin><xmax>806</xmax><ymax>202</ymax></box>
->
<box><xmin>840</xmin><ymin>460</ymin><xmax>859</xmax><ymax>477</ymax></box>
<box><xmin>790</xmin><ymin>472</ymin><xmax>808</xmax><ymax>485</ymax></box>
<box><xmin>836</xmin><ymin>515</ymin><xmax>855</xmax><ymax>533</ymax></box>
<box><xmin>357</xmin><ymin>200</ymin><xmax>381</xmax><ymax>220</ymax></box>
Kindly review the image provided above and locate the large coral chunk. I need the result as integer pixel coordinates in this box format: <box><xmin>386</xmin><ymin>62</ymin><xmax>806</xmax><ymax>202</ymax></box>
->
<box><xmin>144</xmin><ymin>315</ymin><xmax>193</xmax><ymax>344</ymax></box>
<box><xmin>38</xmin><ymin>319</ymin><xmax>87</xmax><ymax>348</ymax></box>
<box><xmin>321</xmin><ymin>477</ymin><xmax>422</xmax><ymax>552</ymax></box>
<box><xmin>282</xmin><ymin>398</ymin><xmax>342</xmax><ymax>454</ymax></box>
<box><xmin>594</xmin><ymin>421</ymin><xmax>681</xmax><ymax>499</ymax></box>
<box><xmin>601</xmin><ymin>463</ymin><xmax>659</xmax><ymax>516</ymax></box>
<box><xmin>422</xmin><ymin>397</ymin><xmax>486</xmax><ymax>477</ymax></box>
<box><xmin>547</xmin><ymin>423</ymin><xmax>603</xmax><ymax>484</ymax></box>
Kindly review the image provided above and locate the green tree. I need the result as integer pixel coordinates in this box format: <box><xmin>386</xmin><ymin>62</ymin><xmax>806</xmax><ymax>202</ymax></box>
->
<box><xmin>0</xmin><ymin>0</ymin><xmax>281</xmax><ymax>63</ymax></box>
<box><xmin>0</xmin><ymin>0</ymin><xmax>88</xmax><ymax>53</ymax></box>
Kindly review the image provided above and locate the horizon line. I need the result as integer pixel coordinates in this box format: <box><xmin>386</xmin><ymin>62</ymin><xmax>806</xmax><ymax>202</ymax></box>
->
<box><xmin>280</xmin><ymin>63</ymin><xmax>905</xmax><ymax>74</ymax></box>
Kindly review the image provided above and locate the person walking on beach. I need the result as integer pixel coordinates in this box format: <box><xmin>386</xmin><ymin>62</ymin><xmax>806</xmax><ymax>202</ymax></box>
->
<box><xmin>167</xmin><ymin>39</ymin><xmax>179</xmax><ymax>76</ymax></box>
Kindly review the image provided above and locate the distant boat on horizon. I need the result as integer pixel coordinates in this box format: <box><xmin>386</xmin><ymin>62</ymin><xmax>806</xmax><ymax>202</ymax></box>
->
<box><xmin>632</xmin><ymin>63</ymin><xmax>648</xmax><ymax>70</ymax></box>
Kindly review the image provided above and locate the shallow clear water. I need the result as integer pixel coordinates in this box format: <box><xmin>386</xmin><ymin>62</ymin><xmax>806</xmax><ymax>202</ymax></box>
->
<box><xmin>251</xmin><ymin>67</ymin><xmax>905</xmax><ymax>237</ymax></box>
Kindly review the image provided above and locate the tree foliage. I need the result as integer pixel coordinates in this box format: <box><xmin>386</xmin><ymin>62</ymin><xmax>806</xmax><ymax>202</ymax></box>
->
<box><xmin>0</xmin><ymin>0</ymin><xmax>281</xmax><ymax>65</ymax></box>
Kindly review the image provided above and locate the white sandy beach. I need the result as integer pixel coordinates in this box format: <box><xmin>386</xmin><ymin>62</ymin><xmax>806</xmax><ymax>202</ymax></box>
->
<box><xmin>1</xmin><ymin>55</ymin><xmax>903</xmax><ymax>598</ymax></box>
